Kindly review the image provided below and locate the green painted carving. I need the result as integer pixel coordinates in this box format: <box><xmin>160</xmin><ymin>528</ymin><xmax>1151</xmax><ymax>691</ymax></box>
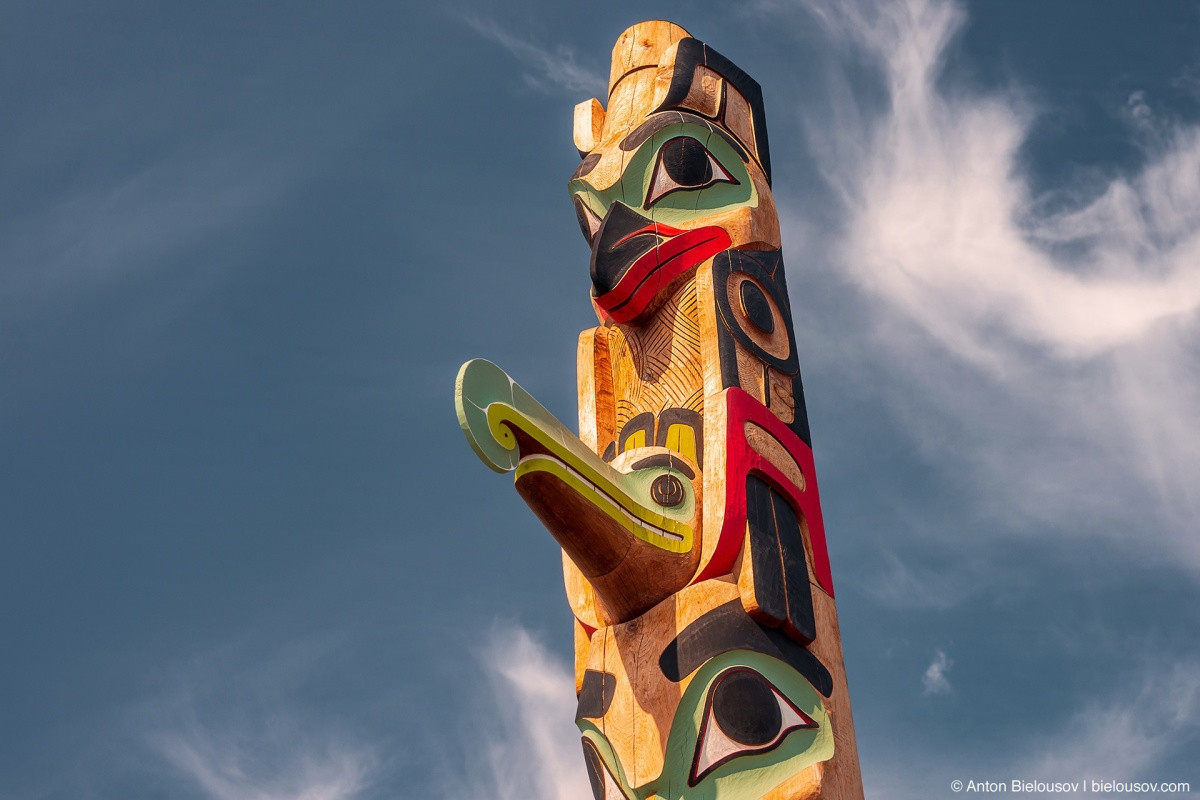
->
<box><xmin>568</xmin><ymin>122</ymin><xmax>758</xmax><ymax>227</ymax></box>
<box><xmin>581</xmin><ymin>650</ymin><xmax>834</xmax><ymax>800</ymax></box>
<box><xmin>455</xmin><ymin>358</ymin><xmax>695</xmax><ymax>553</ymax></box>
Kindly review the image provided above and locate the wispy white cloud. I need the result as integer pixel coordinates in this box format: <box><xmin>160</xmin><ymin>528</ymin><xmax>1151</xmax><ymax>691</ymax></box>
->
<box><xmin>444</xmin><ymin>623</ymin><xmax>588</xmax><ymax>800</ymax></box>
<box><xmin>860</xmin><ymin>657</ymin><xmax>1200</xmax><ymax>799</ymax></box>
<box><xmin>761</xmin><ymin>0</ymin><xmax>1200</xmax><ymax>575</ymax></box>
<box><xmin>460</xmin><ymin>16</ymin><xmax>607</xmax><ymax>97</ymax></box>
<box><xmin>800</xmin><ymin>0</ymin><xmax>1200</xmax><ymax>358</ymax></box>
<box><xmin>137</xmin><ymin>637</ymin><xmax>377</xmax><ymax>800</ymax></box>
<box><xmin>861</xmin><ymin>550</ymin><xmax>982</xmax><ymax>610</ymax></box>
<box><xmin>1020</xmin><ymin>659</ymin><xmax>1200</xmax><ymax>786</ymax></box>
<box><xmin>922</xmin><ymin>649</ymin><xmax>953</xmax><ymax>695</ymax></box>
<box><xmin>152</xmin><ymin>732</ymin><xmax>372</xmax><ymax>800</ymax></box>
<box><xmin>1170</xmin><ymin>59</ymin><xmax>1200</xmax><ymax>103</ymax></box>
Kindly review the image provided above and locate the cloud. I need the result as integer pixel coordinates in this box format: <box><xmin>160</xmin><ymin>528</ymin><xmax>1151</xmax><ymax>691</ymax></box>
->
<box><xmin>460</xmin><ymin>16</ymin><xmax>607</xmax><ymax>97</ymax></box>
<box><xmin>1020</xmin><ymin>659</ymin><xmax>1200</xmax><ymax>785</ymax></box>
<box><xmin>136</xmin><ymin>638</ymin><xmax>378</xmax><ymax>800</ymax></box>
<box><xmin>761</xmin><ymin>0</ymin><xmax>1200</xmax><ymax>575</ymax></box>
<box><xmin>861</xmin><ymin>658</ymin><xmax>1200</xmax><ymax>799</ymax></box>
<box><xmin>922</xmin><ymin>649</ymin><xmax>953</xmax><ymax>695</ymax></box>
<box><xmin>799</xmin><ymin>0</ymin><xmax>1200</xmax><ymax>358</ymax></box>
<box><xmin>444</xmin><ymin>623</ymin><xmax>589</xmax><ymax>800</ymax></box>
<box><xmin>152</xmin><ymin>733</ymin><xmax>372</xmax><ymax>800</ymax></box>
<box><xmin>861</xmin><ymin>549</ymin><xmax>982</xmax><ymax>611</ymax></box>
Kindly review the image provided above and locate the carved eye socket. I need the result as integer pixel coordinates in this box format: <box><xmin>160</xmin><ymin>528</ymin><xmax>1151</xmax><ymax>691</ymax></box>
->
<box><xmin>583</xmin><ymin>739</ymin><xmax>630</xmax><ymax>800</ymax></box>
<box><xmin>645</xmin><ymin>136</ymin><xmax>737</xmax><ymax>207</ymax></box>
<box><xmin>690</xmin><ymin>668</ymin><xmax>818</xmax><ymax>785</ymax></box>
<box><xmin>650</xmin><ymin>473</ymin><xmax>686</xmax><ymax>507</ymax></box>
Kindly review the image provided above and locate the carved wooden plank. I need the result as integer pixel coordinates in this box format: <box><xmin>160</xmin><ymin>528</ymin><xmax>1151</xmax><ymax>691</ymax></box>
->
<box><xmin>456</xmin><ymin>20</ymin><xmax>864</xmax><ymax>799</ymax></box>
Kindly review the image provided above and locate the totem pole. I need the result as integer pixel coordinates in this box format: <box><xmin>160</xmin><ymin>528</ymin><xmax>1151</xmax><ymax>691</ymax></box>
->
<box><xmin>455</xmin><ymin>21</ymin><xmax>864</xmax><ymax>799</ymax></box>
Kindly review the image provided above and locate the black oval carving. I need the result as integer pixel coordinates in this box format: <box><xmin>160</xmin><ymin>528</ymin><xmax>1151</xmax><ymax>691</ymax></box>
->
<box><xmin>711</xmin><ymin>669</ymin><xmax>781</xmax><ymax>747</ymax></box>
<box><xmin>662</xmin><ymin>136</ymin><xmax>713</xmax><ymax>187</ymax></box>
<box><xmin>573</xmin><ymin>152</ymin><xmax>602</xmax><ymax>180</ymax></box>
<box><xmin>739</xmin><ymin>280</ymin><xmax>775</xmax><ymax>334</ymax></box>
<box><xmin>650</xmin><ymin>474</ymin><xmax>685</xmax><ymax>507</ymax></box>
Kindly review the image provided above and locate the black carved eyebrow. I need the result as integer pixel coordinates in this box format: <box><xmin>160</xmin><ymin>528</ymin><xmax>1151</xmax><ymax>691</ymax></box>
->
<box><xmin>618</xmin><ymin>111</ymin><xmax>750</xmax><ymax>164</ymax></box>
<box><xmin>630</xmin><ymin>453</ymin><xmax>696</xmax><ymax>480</ymax></box>
<box><xmin>576</xmin><ymin>669</ymin><xmax>617</xmax><ymax>721</ymax></box>
<box><xmin>572</xmin><ymin>152</ymin><xmax>602</xmax><ymax>181</ymax></box>
<box><xmin>655</xmin><ymin>37</ymin><xmax>772</xmax><ymax>184</ymax></box>
<box><xmin>658</xmin><ymin>601</ymin><xmax>833</xmax><ymax>696</ymax></box>
<box><xmin>655</xmin><ymin>407</ymin><xmax>703</xmax><ymax>467</ymax></box>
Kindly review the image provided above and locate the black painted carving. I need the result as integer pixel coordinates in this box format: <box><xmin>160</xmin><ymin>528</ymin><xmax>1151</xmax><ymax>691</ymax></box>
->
<box><xmin>577</xmin><ymin>669</ymin><xmax>617</xmax><ymax>721</ymax></box>
<box><xmin>712</xmin><ymin>250</ymin><xmax>797</xmax><ymax>375</ymax></box>
<box><xmin>573</xmin><ymin>152</ymin><xmax>602</xmax><ymax>180</ymax></box>
<box><xmin>739</xmin><ymin>280</ymin><xmax>774</xmax><ymax>333</ymax></box>
<box><xmin>590</xmin><ymin>203</ymin><xmax>659</xmax><ymax>298</ymax></box>
<box><xmin>630</xmin><ymin>453</ymin><xmax>696</xmax><ymax>480</ymax></box>
<box><xmin>651</xmin><ymin>474</ymin><xmax>686</xmax><ymax>507</ymax></box>
<box><xmin>574</xmin><ymin>195</ymin><xmax>600</xmax><ymax>246</ymax></box>
<box><xmin>711</xmin><ymin>249</ymin><xmax>813</xmax><ymax>446</ymax></box>
<box><xmin>619</xmin><ymin>111</ymin><xmax>749</xmax><ymax>163</ymax></box>
<box><xmin>655</xmin><ymin>407</ymin><xmax>704</xmax><ymax>467</ymax></box>
<box><xmin>654</xmin><ymin>38</ymin><xmax>773</xmax><ymax>184</ymax></box>
<box><xmin>689</xmin><ymin>666</ymin><xmax>820</xmax><ymax>786</ymax></box>
<box><xmin>618</xmin><ymin>411</ymin><xmax>656</xmax><ymax>455</ymax></box>
<box><xmin>582</xmin><ymin>738</ymin><xmax>608</xmax><ymax>799</ymax></box>
<box><xmin>712</xmin><ymin>669</ymin><xmax>780</xmax><ymax>746</ymax></box>
<box><xmin>746</xmin><ymin>474</ymin><xmax>787</xmax><ymax>624</ymax></box>
<box><xmin>746</xmin><ymin>475</ymin><xmax>816</xmax><ymax>644</ymax></box>
<box><xmin>663</xmin><ymin>136</ymin><xmax>712</xmax><ymax>186</ymax></box>
<box><xmin>646</xmin><ymin>136</ymin><xmax>738</xmax><ymax>208</ymax></box>
<box><xmin>658</xmin><ymin>601</ymin><xmax>832</xmax><ymax>696</ymax></box>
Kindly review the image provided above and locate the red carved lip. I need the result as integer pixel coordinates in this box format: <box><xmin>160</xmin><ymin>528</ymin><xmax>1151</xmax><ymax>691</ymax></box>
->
<box><xmin>594</xmin><ymin>224</ymin><xmax>731</xmax><ymax>323</ymax></box>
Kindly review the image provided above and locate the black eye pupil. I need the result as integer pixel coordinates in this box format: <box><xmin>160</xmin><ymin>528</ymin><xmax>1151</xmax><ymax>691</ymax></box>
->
<box><xmin>662</xmin><ymin>137</ymin><xmax>714</xmax><ymax>187</ymax></box>
<box><xmin>711</xmin><ymin>670</ymin><xmax>781</xmax><ymax>746</ymax></box>
<box><xmin>739</xmin><ymin>281</ymin><xmax>775</xmax><ymax>334</ymax></box>
<box><xmin>650</xmin><ymin>474</ymin><xmax>685</xmax><ymax>506</ymax></box>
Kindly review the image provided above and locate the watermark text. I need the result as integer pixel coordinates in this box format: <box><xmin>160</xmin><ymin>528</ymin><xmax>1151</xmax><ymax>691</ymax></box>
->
<box><xmin>949</xmin><ymin>779</ymin><xmax>1191</xmax><ymax>794</ymax></box>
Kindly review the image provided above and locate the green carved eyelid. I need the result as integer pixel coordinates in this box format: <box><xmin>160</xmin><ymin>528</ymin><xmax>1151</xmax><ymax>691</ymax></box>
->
<box><xmin>644</xmin><ymin>136</ymin><xmax>739</xmax><ymax>208</ymax></box>
<box><xmin>575</xmin><ymin>653</ymin><xmax>832</xmax><ymax>800</ymax></box>
<box><xmin>648</xmin><ymin>650</ymin><xmax>834</xmax><ymax>799</ymax></box>
<box><xmin>567</xmin><ymin>123</ymin><xmax>755</xmax><ymax>223</ymax></box>
<box><xmin>690</xmin><ymin>667</ymin><xmax>820</xmax><ymax>786</ymax></box>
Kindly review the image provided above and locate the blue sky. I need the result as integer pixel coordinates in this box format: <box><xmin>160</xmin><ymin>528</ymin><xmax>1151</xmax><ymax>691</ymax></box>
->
<box><xmin>3</xmin><ymin>1</ymin><xmax>1199</xmax><ymax>798</ymax></box>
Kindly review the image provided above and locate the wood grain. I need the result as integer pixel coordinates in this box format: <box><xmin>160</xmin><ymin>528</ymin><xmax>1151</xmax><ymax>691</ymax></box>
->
<box><xmin>459</xmin><ymin>18</ymin><xmax>864</xmax><ymax>798</ymax></box>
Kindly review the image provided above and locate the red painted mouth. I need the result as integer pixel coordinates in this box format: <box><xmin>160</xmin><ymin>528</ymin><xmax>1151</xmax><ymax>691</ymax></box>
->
<box><xmin>594</xmin><ymin>224</ymin><xmax>732</xmax><ymax>323</ymax></box>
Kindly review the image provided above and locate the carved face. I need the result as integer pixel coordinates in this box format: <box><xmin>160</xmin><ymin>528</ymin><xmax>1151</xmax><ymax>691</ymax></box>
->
<box><xmin>556</xmin><ymin>25</ymin><xmax>801</xmax><ymax>625</ymax></box>
<box><xmin>575</xmin><ymin>584</ymin><xmax>835</xmax><ymax>799</ymax></box>
<box><xmin>457</xmin><ymin>20</ymin><xmax>861</xmax><ymax>800</ymax></box>
<box><xmin>569</xmin><ymin>33</ymin><xmax>780</xmax><ymax>325</ymax></box>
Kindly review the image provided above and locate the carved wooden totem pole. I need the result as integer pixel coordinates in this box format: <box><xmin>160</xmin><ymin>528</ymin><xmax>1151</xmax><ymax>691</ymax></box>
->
<box><xmin>456</xmin><ymin>21</ymin><xmax>864</xmax><ymax>800</ymax></box>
